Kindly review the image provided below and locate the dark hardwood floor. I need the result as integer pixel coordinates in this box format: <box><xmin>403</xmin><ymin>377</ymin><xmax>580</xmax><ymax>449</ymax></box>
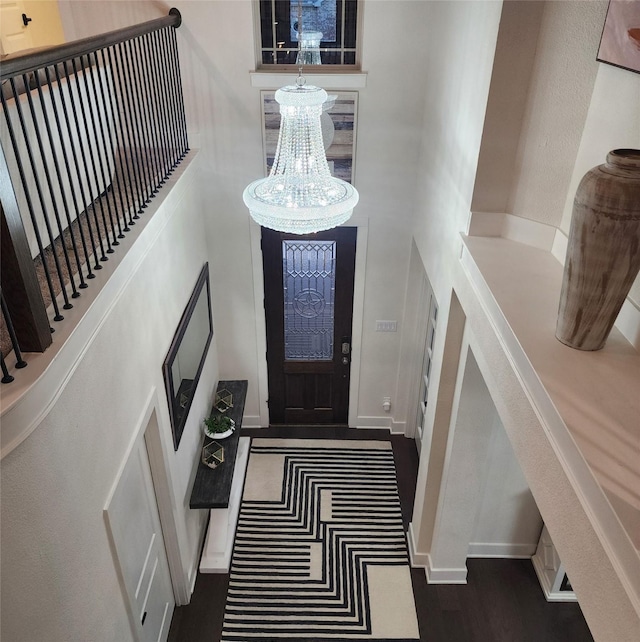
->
<box><xmin>168</xmin><ymin>426</ymin><xmax>593</xmax><ymax>642</ymax></box>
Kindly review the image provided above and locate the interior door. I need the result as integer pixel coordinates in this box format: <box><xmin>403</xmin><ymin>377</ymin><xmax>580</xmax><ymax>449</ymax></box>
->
<box><xmin>0</xmin><ymin>0</ymin><xmax>33</xmax><ymax>54</ymax></box>
<box><xmin>105</xmin><ymin>431</ymin><xmax>174</xmax><ymax>642</ymax></box>
<box><xmin>262</xmin><ymin>226</ymin><xmax>357</xmax><ymax>425</ymax></box>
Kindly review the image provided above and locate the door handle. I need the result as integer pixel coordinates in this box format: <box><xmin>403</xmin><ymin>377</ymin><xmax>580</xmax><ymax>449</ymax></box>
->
<box><xmin>22</xmin><ymin>13</ymin><xmax>32</xmax><ymax>26</ymax></box>
<box><xmin>341</xmin><ymin>337</ymin><xmax>351</xmax><ymax>366</ymax></box>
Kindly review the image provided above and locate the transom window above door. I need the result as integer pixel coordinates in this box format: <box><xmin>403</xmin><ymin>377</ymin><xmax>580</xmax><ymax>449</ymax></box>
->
<box><xmin>257</xmin><ymin>0</ymin><xmax>359</xmax><ymax>68</ymax></box>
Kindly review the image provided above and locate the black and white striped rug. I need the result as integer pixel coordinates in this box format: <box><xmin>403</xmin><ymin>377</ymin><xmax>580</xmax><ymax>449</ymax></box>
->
<box><xmin>221</xmin><ymin>439</ymin><xmax>420</xmax><ymax>641</ymax></box>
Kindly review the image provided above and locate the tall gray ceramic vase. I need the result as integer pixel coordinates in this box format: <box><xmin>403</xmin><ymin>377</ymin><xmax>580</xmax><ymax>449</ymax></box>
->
<box><xmin>556</xmin><ymin>149</ymin><xmax>640</xmax><ymax>351</ymax></box>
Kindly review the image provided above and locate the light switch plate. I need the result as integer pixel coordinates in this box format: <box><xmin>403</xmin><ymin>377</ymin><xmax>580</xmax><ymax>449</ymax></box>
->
<box><xmin>376</xmin><ymin>320</ymin><xmax>397</xmax><ymax>332</ymax></box>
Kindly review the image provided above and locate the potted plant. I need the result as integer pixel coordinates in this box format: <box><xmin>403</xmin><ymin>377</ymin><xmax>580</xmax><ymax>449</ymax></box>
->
<box><xmin>203</xmin><ymin>414</ymin><xmax>235</xmax><ymax>439</ymax></box>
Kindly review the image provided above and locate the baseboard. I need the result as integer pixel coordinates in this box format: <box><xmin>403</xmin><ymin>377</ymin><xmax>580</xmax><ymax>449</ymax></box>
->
<box><xmin>354</xmin><ymin>416</ymin><xmax>391</xmax><ymax>430</ymax></box>
<box><xmin>551</xmin><ymin>228</ymin><xmax>568</xmax><ymax>265</ymax></box>
<box><xmin>467</xmin><ymin>542</ymin><xmax>536</xmax><ymax>559</ymax></box>
<box><xmin>531</xmin><ymin>552</ymin><xmax>578</xmax><ymax>602</ymax></box>
<box><xmin>390</xmin><ymin>419</ymin><xmax>407</xmax><ymax>435</ymax></box>
<box><xmin>353</xmin><ymin>416</ymin><xmax>409</xmax><ymax>434</ymax></box>
<box><xmin>240</xmin><ymin>415</ymin><xmax>263</xmax><ymax>429</ymax></box>
<box><xmin>425</xmin><ymin>554</ymin><xmax>468</xmax><ymax>584</ymax></box>
<box><xmin>468</xmin><ymin>212</ymin><xmax>556</xmax><ymax>251</ymax></box>
<box><xmin>407</xmin><ymin>522</ymin><xmax>429</xmax><ymax>568</ymax></box>
<box><xmin>616</xmin><ymin>298</ymin><xmax>640</xmax><ymax>351</ymax></box>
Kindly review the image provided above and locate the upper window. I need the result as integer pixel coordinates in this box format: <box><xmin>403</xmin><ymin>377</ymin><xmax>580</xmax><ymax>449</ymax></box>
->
<box><xmin>258</xmin><ymin>0</ymin><xmax>359</xmax><ymax>68</ymax></box>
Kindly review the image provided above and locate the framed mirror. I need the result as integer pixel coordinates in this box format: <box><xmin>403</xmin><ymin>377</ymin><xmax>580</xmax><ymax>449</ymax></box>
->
<box><xmin>163</xmin><ymin>263</ymin><xmax>213</xmax><ymax>450</ymax></box>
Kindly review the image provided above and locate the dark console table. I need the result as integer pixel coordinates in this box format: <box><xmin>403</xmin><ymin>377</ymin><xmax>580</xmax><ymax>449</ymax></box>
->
<box><xmin>189</xmin><ymin>379</ymin><xmax>248</xmax><ymax>510</ymax></box>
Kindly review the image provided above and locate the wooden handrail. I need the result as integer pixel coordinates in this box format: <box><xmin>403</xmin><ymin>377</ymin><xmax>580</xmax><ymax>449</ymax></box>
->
<box><xmin>1</xmin><ymin>8</ymin><xmax>181</xmax><ymax>80</ymax></box>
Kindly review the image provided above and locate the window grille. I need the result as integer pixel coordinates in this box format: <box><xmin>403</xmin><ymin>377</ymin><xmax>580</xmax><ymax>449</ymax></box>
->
<box><xmin>258</xmin><ymin>0</ymin><xmax>359</xmax><ymax>68</ymax></box>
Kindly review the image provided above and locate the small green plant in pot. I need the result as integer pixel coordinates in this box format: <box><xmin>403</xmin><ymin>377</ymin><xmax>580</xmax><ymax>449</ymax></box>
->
<box><xmin>204</xmin><ymin>414</ymin><xmax>235</xmax><ymax>439</ymax></box>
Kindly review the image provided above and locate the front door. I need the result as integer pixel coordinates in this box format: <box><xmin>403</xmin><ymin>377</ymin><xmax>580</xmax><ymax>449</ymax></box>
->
<box><xmin>262</xmin><ymin>226</ymin><xmax>357</xmax><ymax>425</ymax></box>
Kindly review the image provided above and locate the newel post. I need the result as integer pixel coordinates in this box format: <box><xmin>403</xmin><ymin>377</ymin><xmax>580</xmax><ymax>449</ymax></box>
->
<box><xmin>0</xmin><ymin>149</ymin><xmax>52</xmax><ymax>353</ymax></box>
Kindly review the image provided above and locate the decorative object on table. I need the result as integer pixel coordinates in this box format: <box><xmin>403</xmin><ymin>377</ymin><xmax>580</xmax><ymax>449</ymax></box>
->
<box><xmin>202</xmin><ymin>441</ymin><xmax>224</xmax><ymax>469</ymax></box>
<box><xmin>556</xmin><ymin>149</ymin><xmax>640</xmax><ymax>350</ymax></box>
<box><xmin>214</xmin><ymin>388</ymin><xmax>233</xmax><ymax>413</ymax></box>
<box><xmin>204</xmin><ymin>415</ymin><xmax>236</xmax><ymax>440</ymax></box>
<box><xmin>163</xmin><ymin>263</ymin><xmax>214</xmax><ymax>450</ymax></box>
<box><xmin>597</xmin><ymin>0</ymin><xmax>640</xmax><ymax>75</ymax></box>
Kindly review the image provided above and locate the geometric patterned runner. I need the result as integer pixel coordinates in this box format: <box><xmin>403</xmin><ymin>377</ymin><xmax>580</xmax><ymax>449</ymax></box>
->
<box><xmin>221</xmin><ymin>439</ymin><xmax>420</xmax><ymax>640</ymax></box>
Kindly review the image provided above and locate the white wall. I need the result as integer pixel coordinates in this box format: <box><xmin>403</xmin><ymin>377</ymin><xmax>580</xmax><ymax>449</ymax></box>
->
<box><xmin>161</xmin><ymin>0</ymin><xmax>430</xmax><ymax>430</ymax></box>
<box><xmin>472</xmin><ymin>0</ymin><xmax>640</xmax><ymax>318</ymax></box>
<box><xmin>469</xmin><ymin>414</ymin><xmax>542</xmax><ymax>559</ymax></box>
<box><xmin>59</xmin><ymin>0</ymin><xmax>432</xmax><ymax>430</ymax></box>
<box><xmin>559</xmin><ymin>62</ymin><xmax>640</xmax><ymax>305</ymax></box>
<box><xmin>406</xmin><ymin>0</ymin><xmax>504</xmax><ymax>560</ymax></box>
<box><xmin>0</xmin><ymin>161</ymin><xmax>218</xmax><ymax>640</ymax></box>
<box><xmin>471</xmin><ymin>0</ymin><xmax>545</xmax><ymax>214</ymax></box>
<box><xmin>6</xmin><ymin>0</ymin><xmax>636</xmax><ymax>638</ymax></box>
<box><xmin>412</xmin><ymin>0</ymin><xmax>502</xmax><ymax>305</ymax></box>
<box><xmin>506</xmin><ymin>0</ymin><xmax>607</xmax><ymax>226</ymax></box>
<box><xmin>407</xmin><ymin>1</ymin><xmax>640</xmax><ymax>639</ymax></box>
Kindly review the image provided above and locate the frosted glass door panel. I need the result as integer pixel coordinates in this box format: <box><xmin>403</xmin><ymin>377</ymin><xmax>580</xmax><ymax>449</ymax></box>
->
<box><xmin>283</xmin><ymin>240</ymin><xmax>336</xmax><ymax>360</ymax></box>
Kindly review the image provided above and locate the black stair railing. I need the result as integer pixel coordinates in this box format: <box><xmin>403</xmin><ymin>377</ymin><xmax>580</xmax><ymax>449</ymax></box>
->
<box><xmin>0</xmin><ymin>8</ymin><xmax>188</xmax><ymax>383</ymax></box>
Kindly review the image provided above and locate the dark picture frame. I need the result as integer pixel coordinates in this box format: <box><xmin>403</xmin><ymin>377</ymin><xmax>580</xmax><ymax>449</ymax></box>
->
<box><xmin>163</xmin><ymin>263</ymin><xmax>213</xmax><ymax>450</ymax></box>
<box><xmin>597</xmin><ymin>0</ymin><xmax>640</xmax><ymax>74</ymax></box>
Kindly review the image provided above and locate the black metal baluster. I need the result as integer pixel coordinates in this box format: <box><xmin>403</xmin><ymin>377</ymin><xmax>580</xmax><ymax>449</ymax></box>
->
<box><xmin>168</xmin><ymin>24</ymin><xmax>189</xmax><ymax>157</ymax></box>
<box><xmin>130</xmin><ymin>37</ymin><xmax>160</xmax><ymax>196</ymax></box>
<box><xmin>164</xmin><ymin>27</ymin><xmax>186</xmax><ymax>161</ymax></box>
<box><xmin>0</xmin><ymin>9</ymin><xmax>186</xmax><ymax>384</ymax></box>
<box><xmin>136</xmin><ymin>34</ymin><xmax>163</xmax><ymax>191</ymax></box>
<box><xmin>1</xmin><ymin>291</ymin><xmax>28</xmax><ymax>370</ymax></box>
<box><xmin>69</xmin><ymin>58</ymin><xmax>108</xmax><ymax>264</ymax></box>
<box><xmin>148</xmin><ymin>30</ymin><xmax>173</xmax><ymax>180</ymax></box>
<box><xmin>123</xmin><ymin>39</ymin><xmax>154</xmax><ymax>206</ymax></box>
<box><xmin>24</xmin><ymin>73</ymin><xmax>77</xmax><ymax>308</ymax></box>
<box><xmin>96</xmin><ymin>48</ymin><xmax>130</xmax><ymax>234</ymax></box>
<box><xmin>158</xmin><ymin>28</ymin><xmax>181</xmax><ymax>170</ymax></box>
<box><xmin>71</xmin><ymin>56</ymin><xmax>110</xmax><ymax>257</ymax></box>
<box><xmin>117</xmin><ymin>41</ymin><xmax>149</xmax><ymax>213</ymax></box>
<box><xmin>45</xmin><ymin>65</ymin><xmax>91</xmax><ymax>288</ymax></box>
<box><xmin>7</xmin><ymin>76</ymin><xmax>65</xmax><ymax>320</ymax></box>
<box><xmin>143</xmin><ymin>32</ymin><xmax>169</xmax><ymax>183</ymax></box>
<box><xmin>34</xmin><ymin>67</ymin><xmax>84</xmax><ymax>297</ymax></box>
<box><xmin>1</xmin><ymin>85</ymin><xmax>63</xmax><ymax>320</ymax></box>
<box><xmin>56</xmin><ymin>61</ymin><xmax>100</xmax><ymax>276</ymax></box>
<box><xmin>1</xmin><ymin>353</ymin><xmax>15</xmax><ymax>383</ymax></box>
<box><xmin>78</xmin><ymin>55</ymin><xmax>116</xmax><ymax>253</ymax></box>
<box><xmin>52</xmin><ymin>63</ymin><xmax>95</xmax><ymax>280</ymax></box>
<box><xmin>110</xmin><ymin>44</ymin><xmax>143</xmax><ymax>220</ymax></box>
<box><xmin>85</xmin><ymin>51</ymin><xmax>122</xmax><ymax>244</ymax></box>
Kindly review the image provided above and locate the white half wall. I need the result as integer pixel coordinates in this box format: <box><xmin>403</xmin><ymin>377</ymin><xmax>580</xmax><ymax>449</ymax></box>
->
<box><xmin>0</xmin><ymin>158</ymin><xmax>218</xmax><ymax>640</ymax></box>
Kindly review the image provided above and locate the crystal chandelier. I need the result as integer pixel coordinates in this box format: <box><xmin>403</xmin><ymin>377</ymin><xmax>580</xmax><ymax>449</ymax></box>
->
<box><xmin>296</xmin><ymin>31</ymin><xmax>323</xmax><ymax>66</ymax></box>
<box><xmin>244</xmin><ymin>0</ymin><xmax>358</xmax><ymax>234</ymax></box>
<box><xmin>243</xmin><ymin>75</ymin><xmax>359</xmax><ymax>234</ymax></box>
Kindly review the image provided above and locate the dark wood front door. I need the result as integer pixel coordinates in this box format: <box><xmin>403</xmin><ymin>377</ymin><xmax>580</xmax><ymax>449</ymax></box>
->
<box><xmin>262</xmin><ymin>227</ymin><xmax>357</xmax><ymax>425</ymax></box>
